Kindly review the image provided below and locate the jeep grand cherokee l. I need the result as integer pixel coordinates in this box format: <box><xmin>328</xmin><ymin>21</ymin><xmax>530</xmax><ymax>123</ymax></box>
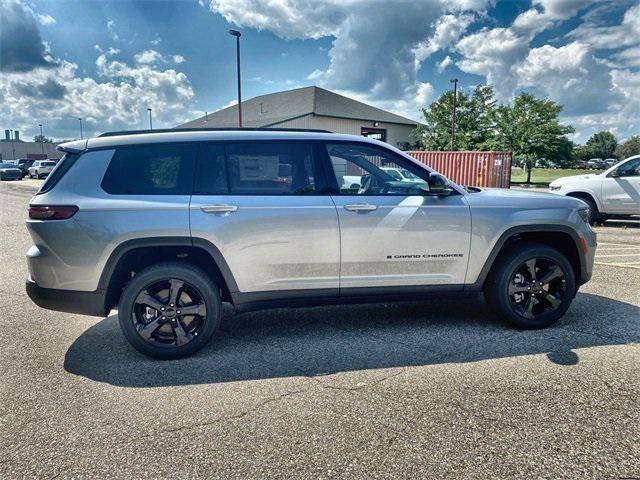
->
<box><xmin>25</xmin><ymin>129</ymin><xmax>596</xmax><ymax>359</ymax></box>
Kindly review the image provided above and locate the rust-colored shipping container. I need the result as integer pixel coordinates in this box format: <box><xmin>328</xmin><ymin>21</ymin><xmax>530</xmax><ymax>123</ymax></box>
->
<box><xmin>407</xmin><ymin>151</ymin><xmax>512</xmax><ymax>188</ymax></box>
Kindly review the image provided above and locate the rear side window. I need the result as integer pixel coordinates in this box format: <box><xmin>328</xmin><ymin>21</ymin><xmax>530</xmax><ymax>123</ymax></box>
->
<box><xmin>38</xmin><ymin>153</ymin><xmax>79</xmax><ymax>195</ymax></box>
<box><xmin>226</xmin><ymin>142</ymin><xmax>317</xmax><ymax>195</ymax></box>
<box><xmin>194</xmin><ymin>143</ymin><xmax>228</xmax><ymax>194</ymax></box>
<box><xmin>102</xmin><ymin>143</ymin><xmax>195</xmax><ymax>195</ymax></box>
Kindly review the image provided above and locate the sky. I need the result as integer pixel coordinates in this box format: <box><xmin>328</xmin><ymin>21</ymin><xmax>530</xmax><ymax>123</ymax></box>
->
<box><xmin>1</xmin><ymin>0</ymin><xmax>639</xmax><ymax>143</ymax></box>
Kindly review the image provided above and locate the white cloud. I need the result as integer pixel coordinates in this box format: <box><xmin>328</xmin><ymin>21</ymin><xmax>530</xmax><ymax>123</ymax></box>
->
<box><xmin>2</xmin><ymin>52</ymin><xmax>196</xmax><ymax>139</ymax></box>
<box><xmin>36</xmin><ymin>13</ymin><xmax>56</xmax><ymax>26</ymax></box>
<box><xmin>134</xmin><ymin>49</ymin><xmax>164</xmax><ymax>64</ymax></box>
<box><xmin>437</xmin><ymin>55</ymin><xmax>453</xmax><ymax>73</ymax></box>
<box><xmin>217</xmin><ymin>99</ymin><xmax>238</xmax><ymax>111</ymax></box>
<box><xmin>414</xmin><ymin>13</ymin><xmax>475</xmax><ymax>61</ymax></box>
<box><xmin>133</xmin><ymin>50</ymin><xmax>186</xmax><ymax>65</ymax></box>
<box><xmin>208</xmin><ymin>0</ymin><xmax>491</xmax><ymax>120</ymax></box>
<box><xmin>568</xmin><ymin>3</ymin><xmax>640</xmax><ymax>51</ymax></box>
<box><xmin>512</xmin><ymin>0</ymin><xmax>591</xmax><ymax>36</ymax></box>
<box><xmin>106</xmin><ymin>20</ymin><xmax>119</xmax><ymax>41</ymax></box>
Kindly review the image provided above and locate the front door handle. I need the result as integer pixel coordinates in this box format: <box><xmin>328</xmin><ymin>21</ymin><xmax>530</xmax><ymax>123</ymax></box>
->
<box><xmin>344</xmin><ymin>203</ymin><xmax>377</xmax><ymax>212</ymax></box>
<box><xmin>200</xmin><ymin>204</ymin><xmax>238</xmax><ymax>213</ymax></box>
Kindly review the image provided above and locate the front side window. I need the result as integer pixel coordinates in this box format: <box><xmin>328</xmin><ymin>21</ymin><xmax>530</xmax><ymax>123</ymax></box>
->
<box><xmin>101</xmin><ymin>143</ymin><xmax>195</xmax><ymax>195</ymax></box>
<box><xmin>325</xmin><ymin>143</ymin><xmax>428</xmax><ymax>195</ymax></box>
<box><xmin>616</xmin><ymin>158</ymin><xmax>640</xmax><ymax>177</ymax></box>
<box><xmin>226</xmin><ymin>142</ymin><xmax>317</xmax><ymax>195</ymax></box>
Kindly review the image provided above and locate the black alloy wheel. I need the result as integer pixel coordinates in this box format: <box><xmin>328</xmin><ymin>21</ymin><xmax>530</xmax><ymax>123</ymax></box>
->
<box><xmin>132</xmin><ymin>278</ymin><xmax>207</xmax><ymax>348</ymax></box>
<box><xmin>507</xmin><ymin>258</ymin><xmax>566</xmax><ymax>319</ymax></box>
<box><xmin>118</xmin><ymin>262</ymin><xmax>221</xmax><ymax>359</ymax></box>
<box><xmin>485</xmin><ymin>243</ymin><xmax>576</xmax><ymax>329</ymax></box>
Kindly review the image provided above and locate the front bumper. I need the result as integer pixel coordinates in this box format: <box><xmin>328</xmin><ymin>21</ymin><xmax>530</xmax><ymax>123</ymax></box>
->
<box><xmin>26</xmin><ymin>277</ymin><xmax>108</xmax><ymax>317</ymax></box>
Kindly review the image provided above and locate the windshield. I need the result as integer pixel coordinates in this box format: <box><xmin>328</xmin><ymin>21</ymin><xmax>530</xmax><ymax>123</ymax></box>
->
<box><xmin>0</xmin><ymin>163</ymin><xmax>18</xmax><ymax>168</ymax></box>
<box><xmin>42</xmin><ymin>161</ymin><xmax>56</xmax><ymax>166</ymax></box>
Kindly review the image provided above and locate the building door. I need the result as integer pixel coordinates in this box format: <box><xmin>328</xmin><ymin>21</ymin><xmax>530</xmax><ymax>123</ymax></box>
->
<box><xmin>361</xmin><ymin>127</ymin><xmax>387</xmax><ymax>142</ymax></box>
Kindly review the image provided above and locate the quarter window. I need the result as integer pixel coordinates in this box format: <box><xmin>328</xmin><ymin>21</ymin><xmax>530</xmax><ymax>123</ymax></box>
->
<box><xmin>226</xmin><ymin>142</ymin><xmax>317</xmax><ymax>195</ymax></box>
<box><xmin>101</xmin><ymin>143</ymin><xmax>195</xmax><ymax>195</ymax></box>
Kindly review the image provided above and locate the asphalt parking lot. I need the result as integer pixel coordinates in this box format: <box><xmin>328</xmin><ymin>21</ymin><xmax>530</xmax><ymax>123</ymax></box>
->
<box><xmin>1</xmin><ymin>180</ymin><xmax>638</xmax><ymax>479</ymax></box>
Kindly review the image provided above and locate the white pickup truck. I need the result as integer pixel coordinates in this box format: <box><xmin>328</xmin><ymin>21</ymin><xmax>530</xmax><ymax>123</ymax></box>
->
<box><xmin>549</xmin><ymin>155</ymin><xmax>640</xmax><ymax>224</ymax></box>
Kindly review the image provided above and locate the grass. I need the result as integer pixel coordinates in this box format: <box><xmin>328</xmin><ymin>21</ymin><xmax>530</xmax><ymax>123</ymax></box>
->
<box><xmin>510</xmin><ymin>167</ymin><xmax>591</xmax><ymax>185</ymax></box>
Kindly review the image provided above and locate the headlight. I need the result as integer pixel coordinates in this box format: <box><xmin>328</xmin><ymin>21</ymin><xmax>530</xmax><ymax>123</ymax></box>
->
<box><xmin>549</xmin><ymin>184</ymin><xmax>562</xmax><ymax>191</ymax></box>
<box><xmin>577</xmin><ymin>207</ymin><xmax>590</xmax><ymax>223</ymax></box>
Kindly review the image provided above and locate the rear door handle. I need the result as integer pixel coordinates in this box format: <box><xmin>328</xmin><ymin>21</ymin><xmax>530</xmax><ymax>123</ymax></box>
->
<box><xmin>344</xmin><ymin>203</ymin><xmax>377</xmax><ymax>212</ymax></box>
<box><xmin>200</xmin><ymin>204</ymin><xmax>238</xmax><ymax>213</ymax></box>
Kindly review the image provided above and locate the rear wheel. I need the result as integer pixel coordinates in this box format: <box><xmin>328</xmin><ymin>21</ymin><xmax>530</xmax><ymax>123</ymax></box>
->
<box><xmin>485</xmin><ymin>243</ymin><xmax>576</xmax><ymax>329</ymax></box>
<box><xmin>118</xmin><ymin>262</ymin><xmax>221</xmax><ymax>359</ymax></box>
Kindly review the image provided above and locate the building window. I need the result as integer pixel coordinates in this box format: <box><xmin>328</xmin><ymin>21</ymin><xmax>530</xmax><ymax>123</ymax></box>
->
<box><xmin>361</xmin><ymin>127</ymin><xmax>387</xmax><ymax>142</ymax></box>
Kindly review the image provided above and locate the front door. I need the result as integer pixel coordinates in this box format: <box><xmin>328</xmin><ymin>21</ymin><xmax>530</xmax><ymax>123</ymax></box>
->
<box><xmin>189</xmin><ymin>141</ymin><xmax>340</xmax><ymax>297</ymax></box>
<box><xmin>322</xmin><ymin>142</ymin><xmax>471</xmax><ymax>290</ymax></box>
<box><xmin>601</xmin><ymin>157</ymin><xmax>640</xmax><ymax>214</ymax></box>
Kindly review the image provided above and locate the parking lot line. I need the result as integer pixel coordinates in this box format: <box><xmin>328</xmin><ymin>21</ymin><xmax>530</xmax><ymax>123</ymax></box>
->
<box><xmin>595</xmin><ymin>253</ymin><xmax>640</xmax><ymax>257</ymax></box>
<box><xmin>594</xmin><ymin>261</ymin><xmax>640</xmax><ymax>269</ymax></box>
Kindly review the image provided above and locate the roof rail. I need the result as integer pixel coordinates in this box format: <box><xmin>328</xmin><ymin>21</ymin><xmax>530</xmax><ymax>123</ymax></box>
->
<box><xmin>97</xmin><ymin>127</ymin><xmax>332</xmax><ymax>138</ymax></box>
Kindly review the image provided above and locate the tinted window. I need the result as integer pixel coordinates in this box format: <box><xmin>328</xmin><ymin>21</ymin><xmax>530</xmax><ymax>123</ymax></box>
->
<box><xmin>325</xmin><ymin>143</ymin><xmax>428</xmax><ymax>195</ymax></box>
<box><xmin>194</xmin><ymin>143</ymin><xmax>228</xmax><ymax>194</ymax></box>
<box><xmin>39</xmin><ymin>153</ymin><xmax>80</xmax><ymax>194</ymax></box>
<box><xmin>617</xmin><ymin>158</ymin><xmax>640</xmax><ymax>177</ymax></box>
<box><xmin>102</xmin><ymin>143</ymin><xmax>195</xmax><ymax>195</ymax></box>
<box><xmin>226</xmin><ymin>142</ymin><xmax>317</xmax><ymax>195</ymax></box>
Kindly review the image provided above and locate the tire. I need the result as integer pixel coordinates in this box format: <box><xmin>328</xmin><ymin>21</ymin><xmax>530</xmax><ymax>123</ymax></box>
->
<box><xmin>484</xmin><ymin>243</ymin><xmax>576</xmax><ymax>329</ymax></box>
<box><xmin>575</xmin><ymin>195</ymin><xmax>605</xmax><ymax>225</ymax></box>
<box><xmin>118</xmin><ymin>262</ymin><xmax>221</xmax><ymax>360</ymax></box>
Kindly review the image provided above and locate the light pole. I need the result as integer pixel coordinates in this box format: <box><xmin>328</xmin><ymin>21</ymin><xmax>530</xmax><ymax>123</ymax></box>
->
<box><xmin>78</xmin><ymin>117</ymin><xmax>83</xmax><ymax>139</ymax></box>
<box><xmin>450</xmin><ymin>78</ymin><xmax>458</xmax><ymax>151</ymax></box>
<box><xmin>229</xmin><ymin>29</ymin><xmax>242</xmax><ymax>128</ymax></box>
<box><xmin>39</xmin><ymin>124</ymin><xmax>45</xmax><ymax>155</ymax></box>
<box><xmin>147</xmin><ymin>108</ymin><xmax>153</xmax><ymax>130</ymax></box>
<box><xmin>9</xmin><ymin>129</ymin><xmax>16</xmax><ymax>160</ymax></box>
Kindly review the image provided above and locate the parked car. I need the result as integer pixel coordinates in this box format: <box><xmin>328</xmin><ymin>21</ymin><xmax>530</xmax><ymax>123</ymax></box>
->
<box><xmin>26</xmin><ymin>129</ymin><xmax>596</xmax><ymax>359</ymax></box>
<box><xmin>604</xmin><ymin>158</ymin><xmax>617</xmax><ymax>167</ymax></box>
<box><xmin>28</xmin><ymin>160</ymin><xmax>57</xmax><ymax>179</ymax></box>
<box><xmin>0</xmin><ymin>162</ymin><xmax>23</xmax><ymax>181</ymax></box>
<box><xmin>587</xmin><ymin>158</ymin><xmax>607</xmax><ymax>169</ymax></box>
<box><xmin>549</xmin><ymin>154</ymin><xmax>640</xmax><ymax>224</ymax></box>
<box><xmin>14</xmin><ymin>158</ymin><xmax>35</xmax><ymax>177</ymax></box>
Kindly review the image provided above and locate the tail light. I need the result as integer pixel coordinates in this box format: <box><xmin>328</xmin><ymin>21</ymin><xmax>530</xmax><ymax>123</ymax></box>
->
<box><xmin>28</xmin><ymin>205</ymin><xmax>78</xmax><ymax>220</ymax></box>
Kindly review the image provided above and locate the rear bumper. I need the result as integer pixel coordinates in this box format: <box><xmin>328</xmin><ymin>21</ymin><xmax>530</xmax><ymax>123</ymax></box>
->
<box><xmin>26</xmin><ymin>278</ymin><xmax>108</xmax><ymax>317</ymax></box>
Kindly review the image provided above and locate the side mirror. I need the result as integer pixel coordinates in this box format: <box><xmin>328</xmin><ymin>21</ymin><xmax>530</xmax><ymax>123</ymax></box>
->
<box><xmin>609</xmin><ymin>169</ymin><xmax>620</xmax><ymax>178</ymax></box>
<box><xmin>428</xmin><ymin>172</ymin><xmax>452</xmax><ymax>195</ymax></box>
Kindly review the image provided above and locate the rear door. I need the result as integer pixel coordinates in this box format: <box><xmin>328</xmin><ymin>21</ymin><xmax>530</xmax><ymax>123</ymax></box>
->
<box><xmin>322</xmin><ymin>141</ymin><xmax>471</xmax><ymax>290</ymax></box>
<box><xmin>189</xmin><ymin>141</ymin><xmax>340</xmax><ymax>297</ymax></box>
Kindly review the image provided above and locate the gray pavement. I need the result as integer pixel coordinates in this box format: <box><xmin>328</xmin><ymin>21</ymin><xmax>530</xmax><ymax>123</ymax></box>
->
<box><xmin>1</xmin><ymin>180</ymin><xmax>638</xmax><ymax>479</ymax></box>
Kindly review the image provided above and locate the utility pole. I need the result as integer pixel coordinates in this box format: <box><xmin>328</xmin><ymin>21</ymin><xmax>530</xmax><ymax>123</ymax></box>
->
<box><xmin>78</xmin><ymin>117</ymin><xmax>83</xmax><ymax>139</ymax></box>
<box><xmin>147</xmin><ymin>108</ymin><xmax>153</xmax><ymax>130</ymax></box>
<box><xmin>229</xmin><ymin>29</ymin><xmax>242</xmax><ymax>128</ymax></box>
<box><xmin>39</xmin><ymin>124</ymin><xmax>45</xmax><ymax>155</ymax></box>
<box><xmin>450</xmin><ymin>78</ymin><xmax>458</xmax><ymax>151</ymax></box>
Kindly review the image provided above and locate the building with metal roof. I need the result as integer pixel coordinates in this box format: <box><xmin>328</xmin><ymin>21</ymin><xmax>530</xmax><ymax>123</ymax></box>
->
<box><xmin>177</xmin><ymin>86</ymin><xmax>420</xmax><ymax>148</ymax></box>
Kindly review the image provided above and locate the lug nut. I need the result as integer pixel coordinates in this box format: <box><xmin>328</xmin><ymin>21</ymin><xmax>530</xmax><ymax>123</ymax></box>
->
<box><xmin>170</xmin><ymin>303</ymin><xmax>174</xmax><ymax>307</ymax></box>
<box><xmin>161</xmin><ymin>307</ymin><xmax>165</xmax><ymax>311</ymax></box>
<box><xmin>161</xmin><ymin>316</ymin><xmax>166</xmax><ymax>320</ymax></box>
<box><xmin>177</xmin><ymin>310</ymin><xmax>181</xmax><ymax>314</ymax></box>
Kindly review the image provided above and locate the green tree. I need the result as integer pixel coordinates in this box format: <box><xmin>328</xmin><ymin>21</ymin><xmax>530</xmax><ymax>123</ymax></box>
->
<box><xmin>34</xmin><ymin>134</ymin><xmax>53</xmax><ymax>143</ymax></box>
<box><xmin>492</xmin><ymin>93</ymin><xmax>574</xmax><ymax>183</ymax></box>
<box><xmin>614</xmin><ymin>135</ymin><xmax>640</xmax><ymax>159</ymax></box>
<box><xmin>583</xmin><ymin>131</ymin><xmax>617</xmax><ymax>159</ymax></box>
<box><xmin>412</xmin><ymin>85</ymin><xmax>497</xmax><ymax>151</ymax></box>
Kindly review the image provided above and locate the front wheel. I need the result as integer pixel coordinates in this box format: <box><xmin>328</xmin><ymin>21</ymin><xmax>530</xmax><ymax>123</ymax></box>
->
<box><xmin>118</xmin><ymin>262</ymin><xmax>221</xmax><ymax>359</ymax></box>
<box><xmin>485</xmin><ymin>243</ymin><xmax>576</xmax><ymax>329</ymax></box>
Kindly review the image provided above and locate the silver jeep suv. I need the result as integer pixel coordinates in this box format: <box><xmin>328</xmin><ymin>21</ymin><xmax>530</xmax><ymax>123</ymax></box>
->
<box><xmin>26</xmin><ymin>129</ymin><xmax>596</xmax><ymax>359</ymax></box>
